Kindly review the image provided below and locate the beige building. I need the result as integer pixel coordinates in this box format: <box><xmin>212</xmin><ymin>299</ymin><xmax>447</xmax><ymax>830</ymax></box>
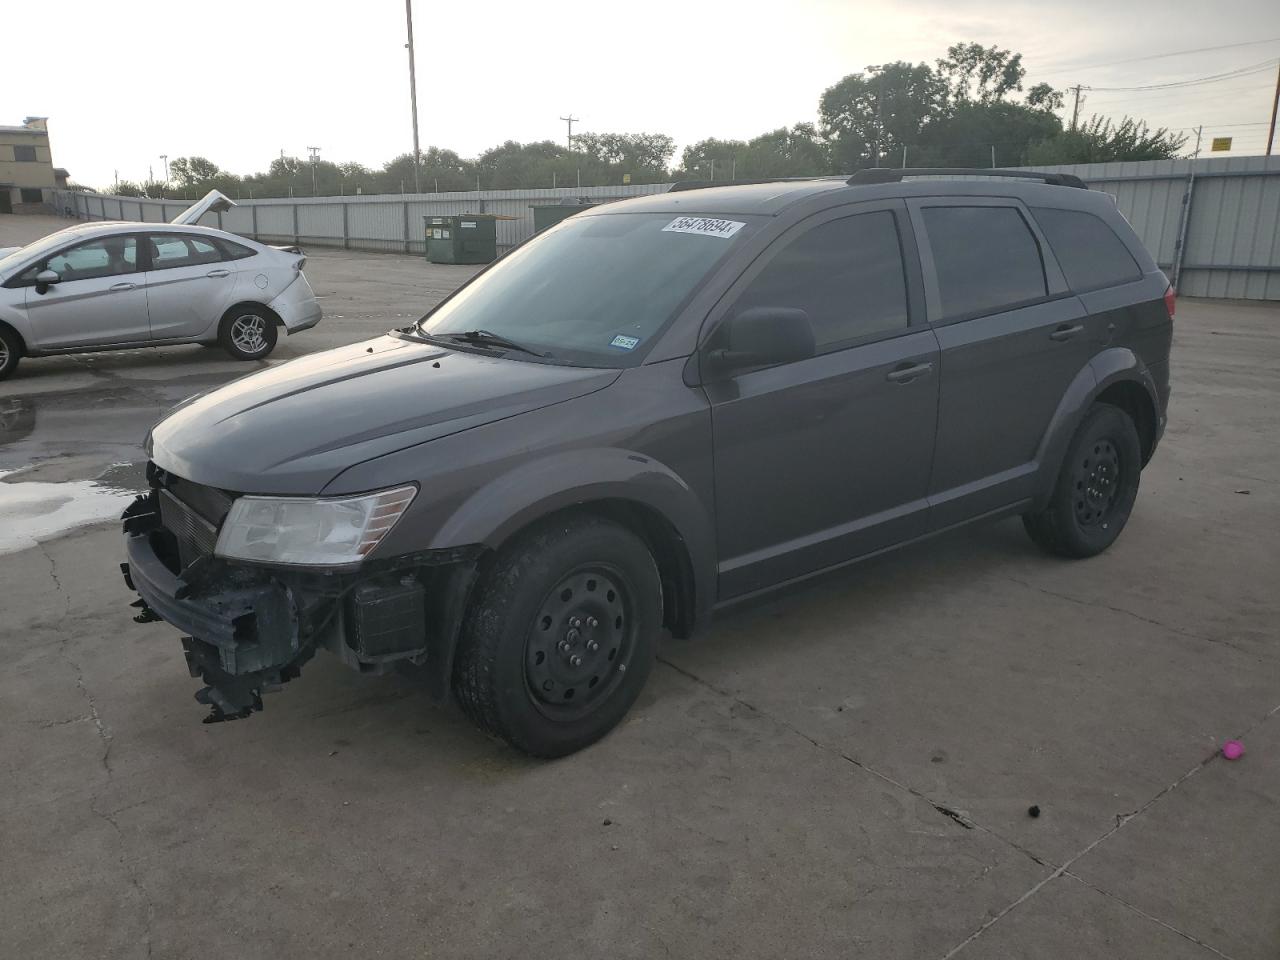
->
<box><xmin>0</xmin><ymin>117</ymin><xmax>59</xmax><ymax>214</ymax></box>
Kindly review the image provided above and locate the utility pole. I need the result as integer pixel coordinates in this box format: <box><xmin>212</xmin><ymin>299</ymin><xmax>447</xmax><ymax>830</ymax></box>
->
<box><xmin>307</xmin><ymin>146</ymin><xmax>321</xmax><ymax>196</ymax></box>
<box><xmin>991</xmin><ymin>145</ymin><xmax>996</xmax><ymax>168</ymax></box>
<box><xmin>1069</xmin><ymin>85</ymin><xmax>1085</xmax><ymax>130</ymax></box>
<box><xmin>709</xmin><ymin>159</ymin><xmax>715</xmax><ymax>181</ymax></box>
<box><xmin>404</xmin><ymin>0</ymin><xmax>422</xmax><ymax>193</ymax></box>
<box><xmin>1267</xmin><ymin>61</ymin><xmax>1280</xmax><ymax>155</ymax></box>
<box><xmin>1193</xmin><ymin>125</ymin><xmax>1204</xmax><ymax>158</ymax></box>
<box><xmin>902</xmin><ymin>145</ymin><xmax>907</xmax><ymax>168</ymax></box>
<box><xmin>560</xmin><ymin>114</ymin><xmax>579</xmax><ymax>151</ymax></box>
<box><xmin>159</xmin><ymin>154</ymin><xmax>168</xmax><ymax>198</ymax></box>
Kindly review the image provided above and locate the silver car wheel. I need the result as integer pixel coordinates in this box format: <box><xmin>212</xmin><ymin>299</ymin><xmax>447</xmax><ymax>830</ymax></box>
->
<box><xmin>0</xmin><ymin>341</ymin><xmax>9</xmax><ymax>371</ymax></box>
<box><xmin>230</xmin><ymin>315</ymin><xmax>267</xmax><ymax>356</ymax></box>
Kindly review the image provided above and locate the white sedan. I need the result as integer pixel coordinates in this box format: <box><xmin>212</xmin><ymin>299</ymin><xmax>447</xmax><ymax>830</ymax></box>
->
<box><xmin>0</xmin><ymin>191</ymin><xmax>321</xmax><ymax>381</ymax></box>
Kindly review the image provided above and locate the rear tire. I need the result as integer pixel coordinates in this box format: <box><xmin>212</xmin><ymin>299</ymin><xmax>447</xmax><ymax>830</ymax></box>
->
<box><xmin>219</xmin><ymin>307</ymin><xmax>278</xmax><ymax>361</ymax></box>
<box><xmin>1024</xmin><ymin>403</ymin><xmax>1142</xmax><ymax>558</ymax></box>
<box><xmin>0</xmin><ymin>325</ymin><xmax>21</xmax><ymax>381</ymax></box>
<box><xmin>452</xmin><ymin>515</ymin><xmax>661</xmax><ymax>758</ymax></box>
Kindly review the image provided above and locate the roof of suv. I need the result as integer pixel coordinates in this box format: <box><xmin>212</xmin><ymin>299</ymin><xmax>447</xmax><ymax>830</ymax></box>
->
<box><xmin>588</xmin><ymin>172</ymin><xmax>1102</xmax><ymax>218</ymax></box>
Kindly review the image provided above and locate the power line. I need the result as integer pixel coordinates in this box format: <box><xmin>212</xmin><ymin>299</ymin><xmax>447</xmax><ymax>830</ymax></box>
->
<box><xmin>1085</xmin><ymin>58</ymin><xmax>1279</xmax><ymax>92</ymax></box>
<box><xmin>1043</xmin><ymin>37</ymin><xmax>1280</xmax><ymax>75</ymax></box>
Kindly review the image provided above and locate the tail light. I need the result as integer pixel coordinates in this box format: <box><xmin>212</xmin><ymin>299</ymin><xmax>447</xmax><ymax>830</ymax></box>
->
<box><xmin>1163</xmin><ymin>285</ymin><xmax>1176</xmax><ymax>318</ymax></box>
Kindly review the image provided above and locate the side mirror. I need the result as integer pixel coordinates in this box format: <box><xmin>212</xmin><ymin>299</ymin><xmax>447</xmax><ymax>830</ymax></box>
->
<box><xmin>34</xmin><ymin>269</ymin><xmax>60</xmax><ymax>295</ymax></box>
<box><xmin>704</xmin><ymin>307</ymin><xmax>815</xmax><ymax>378</ymax></box>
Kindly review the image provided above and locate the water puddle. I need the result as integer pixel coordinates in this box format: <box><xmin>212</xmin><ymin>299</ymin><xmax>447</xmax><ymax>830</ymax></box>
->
<box><xmin>0</xmin><ymin>463</ymin><xmax>143</xmax><ymax>555</ymax></box>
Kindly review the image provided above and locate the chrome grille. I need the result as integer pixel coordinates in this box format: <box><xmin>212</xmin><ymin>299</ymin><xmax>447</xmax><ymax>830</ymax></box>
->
<box><xmin>159</xmin><ymin>488</ymin><xmax>220</xmax><ymax>569</ymax></box>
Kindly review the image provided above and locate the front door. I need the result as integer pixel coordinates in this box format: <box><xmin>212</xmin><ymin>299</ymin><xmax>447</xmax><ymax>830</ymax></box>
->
<box><xmin>907</xmin><ymin>198</ymin><xmax>1089</xmax><ymax>527</ymax></box>
<box><xmin>21</xmin><ymin>233</ymin><xmax>150</xmax><ymax>349</ymax></box>
<box><xmin>142</xmin><ymin>233</ymin><xmax>235</xmax><ymax>340</ymax></box>
<box><xmin>704</xmin><ymin>202</ymin><xmax>940</xmax><ymax>599</ymax></box>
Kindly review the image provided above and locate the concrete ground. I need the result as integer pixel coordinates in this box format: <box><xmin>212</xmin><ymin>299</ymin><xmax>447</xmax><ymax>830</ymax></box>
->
<box><xmin>1</xmin><ymin>213</ymin><xmax>1277</xmax><ymax>959</ymax></box>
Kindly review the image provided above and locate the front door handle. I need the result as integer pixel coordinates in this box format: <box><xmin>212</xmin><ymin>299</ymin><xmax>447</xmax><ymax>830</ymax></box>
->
<box><xmin>109</xmin><ymin>282</ymin><xmax>136</xmax><ymax>292</ymax></box>
<box><xmin>886</xmin><ymin>361</ymin><xmax>934</xmax><ymax>383</ymax></box>
<box><xmin>206</xmin><ymin>269</ymin><xmax>230</xmax><ymax>278</ymax></box>
<box><xmin>1050</xmin><ymin>323</ymin><xmax>1084</xmax><ymax>341</ymax></box>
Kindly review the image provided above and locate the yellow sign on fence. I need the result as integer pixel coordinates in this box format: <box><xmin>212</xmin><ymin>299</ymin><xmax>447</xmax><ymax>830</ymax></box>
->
<box><xmin>1211</xmin><ymin>137</ymin><xmax>1233</xmax><ymax>152</ymax></box>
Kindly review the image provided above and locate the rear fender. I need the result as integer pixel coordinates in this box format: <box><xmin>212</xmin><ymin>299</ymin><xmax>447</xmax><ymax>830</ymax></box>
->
<box><xmin>1032</xmin><ymin>348</ymin><xmax>1160</xmax><ymax>507</ymax></box>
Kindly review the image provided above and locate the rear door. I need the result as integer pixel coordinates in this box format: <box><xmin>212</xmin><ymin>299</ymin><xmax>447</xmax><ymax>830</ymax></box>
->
<box><xmin>705</xmin><ymin>201</ymin><xmax>941</xmax><ymax>597</ymax></box>
<box><xmin>20</xmin><ymin>233</ymin><xmax>150</xmax><ymax>349</ymax></box>
<box><xmin>142</xmin><ymin>233</ymin><xmax>239</xmax><ymax>340</ymax></box>
<box><xmin>908</xmin><ymin>197</ymin><xmax>1087</xmax><ymax>527</ymax></box>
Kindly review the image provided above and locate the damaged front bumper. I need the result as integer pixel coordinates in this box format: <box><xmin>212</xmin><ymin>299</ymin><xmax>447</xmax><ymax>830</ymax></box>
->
<box><xmin>121</xmin><ymin>482</ymin><xmax>479</xmax><ymax>724</ymax></box>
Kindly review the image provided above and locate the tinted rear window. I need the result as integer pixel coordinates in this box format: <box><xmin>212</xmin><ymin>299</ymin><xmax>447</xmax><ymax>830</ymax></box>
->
<box><xmin>1031</xmin><ymin>206</ymin><xmax>1142</xmax><ymax>291</ymax></box>
<box><xmin>922</xmin><ymin>206</ymin><xmax>1047</xmax><ymax>319</ymax></box>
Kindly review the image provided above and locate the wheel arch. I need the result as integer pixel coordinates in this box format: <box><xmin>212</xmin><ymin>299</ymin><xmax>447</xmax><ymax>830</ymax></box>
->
<box><xmin>1033</xmin><ymin>348</ymin><xmax>1161</xmax><ymax>507</ymax></box>
<box><xmin>0</xmin><ymin>318</ymin><xmax>27</xmax><ymax>356</ymax></box>
<box><xmin>220</xmin><ymin>300</ymin><xmax>284</xmax><ymax>329</ymax></box>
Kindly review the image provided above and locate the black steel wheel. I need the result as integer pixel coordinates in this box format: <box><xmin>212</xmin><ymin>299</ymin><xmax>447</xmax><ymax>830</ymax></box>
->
<box><xmin>1024</xmin><ymin>402</ymin><xmax>1142</xmax><ymax>558</ymax></box>
<box><xmin>452</xmin><ymin>515</ymin><xmax>660</xmax><ymax>758</ymax></box>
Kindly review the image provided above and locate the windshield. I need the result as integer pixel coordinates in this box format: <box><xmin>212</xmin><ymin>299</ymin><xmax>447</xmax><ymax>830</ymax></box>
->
<box><xmin>418</xmin><ymin>212</ymin><xmax>751</xmax><ymax>366</ymax></box>
<box><xmin>0</xmin><ymin>225</ymin><xmax>98</xmax><ymax>274</ymax></box>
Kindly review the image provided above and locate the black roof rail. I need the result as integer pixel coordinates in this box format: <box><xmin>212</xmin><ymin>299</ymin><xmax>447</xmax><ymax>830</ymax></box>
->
<box><xmin>848</xmin><ymin>167</ymin><xmax>1089</xmax><ymax>190</ymax></box>
<box><xmin>668</xmin><ymin>176</ymin><xmax>845</xmax><ymax>193</ymax></box>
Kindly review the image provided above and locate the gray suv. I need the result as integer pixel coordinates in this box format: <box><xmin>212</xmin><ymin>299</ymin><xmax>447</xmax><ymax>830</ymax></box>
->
<box><xmin>122</xmin><ymin>169</ymin><xmax>1173</xmax><ymax>757</ymax></box>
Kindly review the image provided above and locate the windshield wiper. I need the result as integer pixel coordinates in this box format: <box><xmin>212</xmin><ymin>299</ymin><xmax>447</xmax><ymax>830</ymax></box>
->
<box><xmin>440</xmin><ymin>329</ymin><xmax>548</xmax><ymax>357</ymax></box>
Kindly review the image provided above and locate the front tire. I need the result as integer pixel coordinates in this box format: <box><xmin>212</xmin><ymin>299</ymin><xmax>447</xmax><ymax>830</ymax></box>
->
<box><xmin>219</xmin><ymin>307</ymin><xmax>278</xmax><ymax>361</ymax></box>
<box><xmin>452</xmin><ymin>515</ymin><xmax>661</xmax><ymax>758</ymax></box>
<box><xmin>0</xmin><ymin>326</ymin><xmax>21</xmax><ymax>381</ymax></box>
<box><xmin>1024</xmin><ymin>402</ymin><xmax>1142</xmax><ymax>558</ymax></box>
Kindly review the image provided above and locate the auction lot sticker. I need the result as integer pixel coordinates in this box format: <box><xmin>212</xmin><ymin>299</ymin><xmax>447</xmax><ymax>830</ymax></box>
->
<box><xmin>662</xmin><ymin>217</ymin><xmax>745</xmax><ymax>239</ymax></box>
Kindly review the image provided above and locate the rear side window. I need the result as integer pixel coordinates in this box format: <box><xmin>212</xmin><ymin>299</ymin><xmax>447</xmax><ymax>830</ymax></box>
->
<box><xmin>733</xmin><ymin>210</ymin><xmax>909</xmax><ymax>350</ymax></box>
<box><xmin>1031</xmin><ymin>207</ymin><xmax>1142</xmax><ymax>292</ymax></box>
<box><xmin>215</xmin><ymin>238</ymin><xmax>257</xmax><ymax>261</ymax></box>
<box><xmin>922</xmin><ymin>206</ymin><xmax>1047</xmax><ymax>319</ymax></box>
<box><xmin>147</xmin><ymin>234</ymin><xmax>224</xmax><ymax>270</ymax></box>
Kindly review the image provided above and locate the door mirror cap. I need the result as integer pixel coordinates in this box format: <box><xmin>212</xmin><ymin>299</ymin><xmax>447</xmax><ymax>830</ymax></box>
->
<box><xmin>705</xmin><ymin>307</ymin><xmax>816</xmax><ymax>378</ymax></box>
<box><xmin>34</xmin><ymin>269</ymin><xmax>60</xmax><ymax>294</ymax></box>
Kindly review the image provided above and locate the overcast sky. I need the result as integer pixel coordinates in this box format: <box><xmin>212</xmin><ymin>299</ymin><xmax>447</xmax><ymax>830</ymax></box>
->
<box><xmin>4</xmin><ymin>0</ymin><xmax>1279</xmax><ymax>188</ymax></box>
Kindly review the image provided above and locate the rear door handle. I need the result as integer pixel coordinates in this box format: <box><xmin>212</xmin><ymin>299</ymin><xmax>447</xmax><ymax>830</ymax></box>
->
<box><xmin>206</xmin><ymin>269</ymin><xmax>230</xmax><ymax>278</ymax></box>
<box><xmin>109</xmin><ymin>282</ymin><xmax>136</xmax><ymax>292</ymax></box>
<box><xmin>1050</xmin><ymin>323</ymin><xmax>1084</xmax><ymax>341</ymax></box>
<box><xmin>886</xmin><ymin>361</ymin><xmax>934</xmax><ymax>383</ymax></box>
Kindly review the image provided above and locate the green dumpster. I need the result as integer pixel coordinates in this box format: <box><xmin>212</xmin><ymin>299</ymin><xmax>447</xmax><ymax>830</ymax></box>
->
<box><xmin>531</xmin><ymin>200</ymin><xmax>599</xmax><ymax>234</ymax></box>
<box><xmin>425</xmin><ymin>214</ymin><xmax>498</xmax><ymax>264</ymax></box>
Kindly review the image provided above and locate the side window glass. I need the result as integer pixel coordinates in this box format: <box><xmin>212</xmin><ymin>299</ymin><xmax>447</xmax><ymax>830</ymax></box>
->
<box><xmin>147</xmin><ymin>234</ymin><xmax>223</xmax><ymax>269</ymax></box>
<box><xmin>216</xmin><ymin>238</ymin><xmax>256</xmax><ymax>261</ymax></box>
<box><xmin>46</xmin><ymin>236</ymin><xmax>138</xmax><ymax>282</ymax></box>
<box><xmin>732</xmin><ymin>210</ymin><xmax>909</xmax><ymax>351</ymax></box>
<box><xmin>922</xmin><ymin>206</ymin><xmax>1047</xmax><ymax>319</ymax></box>
<box><xmin>1030</xmin><ymin>206</ymin><xmax>1143</xmax><ymax>291</ymax></box>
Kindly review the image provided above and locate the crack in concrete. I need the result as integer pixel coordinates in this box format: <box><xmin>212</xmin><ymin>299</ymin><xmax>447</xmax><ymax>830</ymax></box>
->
<box><xmin>1001</xmin><ymin>575</ymin><xmax>1264</xmax><ymax>660</ymax></box>
<box><xmin>37</xmin><ymin>539</ymin><xmax>153</xmax><ymax>957</ymax></box>
<box><xmin>657</xmin><ymin>655</ymin><xmax>1274</xmax><ymax>960</ymax></box>
<box><xmin>657</xmin><ymin>656</ymin><xmax>1048</xmax><ymax>865</ymax></box>
<box><xmin>1062</xmin><ymin>872</ymin><xmax>1239</xmax><ymax>960</ymax></box>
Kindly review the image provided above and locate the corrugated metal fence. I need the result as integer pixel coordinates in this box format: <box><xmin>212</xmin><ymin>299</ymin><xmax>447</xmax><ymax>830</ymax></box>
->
<box><xmin>53</xmin><ymin>156</ymin><xmax>1280</xmax><ymax>299</ymax></box>
<box><xmin>1020</xmin><ymin>156</ymin><xmax>1280</xmax><ymax>299</ymax></box>
<box><xmin>50</xmin><ymin>184</ymin><xmax>671</xmax><ymax>256</ymax></box>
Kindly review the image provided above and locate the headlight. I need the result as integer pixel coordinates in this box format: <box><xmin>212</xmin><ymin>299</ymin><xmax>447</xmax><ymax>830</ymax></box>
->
<box><xmin>215</xmin><ymin>485</ymin><xmax>417</xmax><ymax>566</ymax></box>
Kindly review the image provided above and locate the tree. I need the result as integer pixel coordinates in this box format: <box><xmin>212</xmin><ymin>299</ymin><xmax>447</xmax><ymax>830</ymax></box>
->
<box><xmin>676</xmin><ymin>137</ymin><xmax>748</xmax><ymax>180</ymax></box>
<box><xmin>573</xmin><ymin>132</ymin><xmax>675</xmax><ymax>180</ymax></box>
<box><xmin>819</xmin><ymin>61</ymin><xmax>945</xmax><ymax>170</ymax></box>
<box><xmin>1027</xmin><ymin>116</ymin><xmax>1188</xmax><ymax>165</ymax></box>
<box><xmin>168</xmin><ymin>156</ymin><xmax>220</xmax><ymax>188</ymax></box>
<box><xmin>113</xmin><ymin>180</ymin><xmax>144</xmax><ymax>197</ymax></box>
<box><xmin>914</xmin><ymin>101</ymin><xmax>1063</xmax><ymax>167</ymax></box>
<box><xmin>743</xmin><ymin>124</ymin><xmax>828</xmax><ymax>178</ymax></box>
<box><xmin>935</xmin><ymin>42</ymin><xmax>1026</xmax><ymax>106</ymax></box>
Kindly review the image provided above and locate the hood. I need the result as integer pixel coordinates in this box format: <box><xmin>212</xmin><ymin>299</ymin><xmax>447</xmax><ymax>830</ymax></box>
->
<box><xmin>148</xmin><ymin>335</ymin><xmax>620</xmax><ymax>494</ymax></box>
<box><xmin>171</xmin><ymin>189</ymin><xmax>236</xmax><ymax>225</ymax></box>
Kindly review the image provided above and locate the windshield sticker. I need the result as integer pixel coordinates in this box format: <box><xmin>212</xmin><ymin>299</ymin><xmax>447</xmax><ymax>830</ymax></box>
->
<box><xmin>610</xmin><ymin>334</ymin><xmax>640</xmax><ymax>350</ymax></box>
<box><xmin>662</xmin><ymin>216</ymin><xmax>745</xmax><ymax>239</ymax></box>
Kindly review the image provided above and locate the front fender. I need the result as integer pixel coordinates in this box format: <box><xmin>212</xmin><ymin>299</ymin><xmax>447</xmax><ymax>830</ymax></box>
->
<box><xmin>429</xmin><ymin>447</ymin><xmax>716</xmax><ymax>619</ymax></box>
<box><xmin>1032</xmin><ymin>348</ymin><xmax>1160</xmax><ymax>507</ymax></box>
